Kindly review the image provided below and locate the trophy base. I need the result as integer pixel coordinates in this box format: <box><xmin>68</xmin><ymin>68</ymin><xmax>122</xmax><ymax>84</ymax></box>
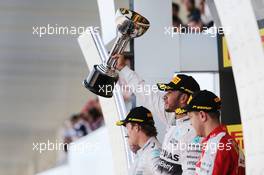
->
<box><xmin>83</xmin><ymin>65</ymin><xmax>118</xmax><ymax>98</ymax></box>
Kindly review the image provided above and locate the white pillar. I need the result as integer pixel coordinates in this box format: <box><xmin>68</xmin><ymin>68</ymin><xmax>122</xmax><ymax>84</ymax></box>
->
<box><xmin>78</xmin><ymin>29</ymin><xmax>128</xmax><ymax>175</ymax></box>
<box><xmin>214</xmin><ymin>0</ymin><xmax>264</xmax><ymax>174</ymax></box>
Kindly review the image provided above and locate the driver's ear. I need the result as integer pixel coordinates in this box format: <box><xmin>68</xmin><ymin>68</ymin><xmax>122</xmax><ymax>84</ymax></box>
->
<box><xmin>180</xmin><ymin>93</ymin><xmax>189</xmax><ymax>104</ymax></box>
<box><xmin>200</xmin><ymin>111</ymin><xmax>207</xmax><ymax>122</ymax></box>
<box><xmin>135</xmin><ymin>124</ymin><xmax>141</xmax><ymax>132</ymax></box>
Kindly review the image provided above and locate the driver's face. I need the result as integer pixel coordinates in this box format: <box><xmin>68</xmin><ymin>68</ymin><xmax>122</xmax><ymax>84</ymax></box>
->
<box><xmin>125</xmin><ymin>123</ymin><xmax>139</xmax><ymax>146</ymax></box>
<box><xmin>163</xmin><ymin>90</ymin><xmax>183</xmax><ymax>112</ymax></box>
<box><xmin>188</xmin><ymin>111</ymin><xmax>204</xmax><ymax>137</ymax></box>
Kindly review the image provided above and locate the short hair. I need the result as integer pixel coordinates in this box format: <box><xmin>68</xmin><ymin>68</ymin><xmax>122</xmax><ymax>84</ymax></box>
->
<box><xmin>208</xmin><ymin>111</ymin><xmax>221</xmax><ymax>121</ymax></box>
<box><xmin>131</xmin><ymin>122</ymin><xmax>158</xmax><ymax>137</ymax></box>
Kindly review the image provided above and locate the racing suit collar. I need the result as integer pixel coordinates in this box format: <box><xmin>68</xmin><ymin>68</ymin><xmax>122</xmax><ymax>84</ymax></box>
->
<box><xmin>175</xmin><ymin>115</ymin><xmax>190</xmax><ymax>126</ymax></box>
<box><xmin>138</xmin><ymin>137</ymin><xmax>155</xmax><ymax>154</ymax></box>
<box><xmin>203</xmin><ymin>124</ymin><xmax>227</xmax><ymax>143</ymax></box>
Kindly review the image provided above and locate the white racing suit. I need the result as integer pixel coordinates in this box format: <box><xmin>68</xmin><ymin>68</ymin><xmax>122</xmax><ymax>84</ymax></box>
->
<box><xmin>119</xmin><ymin>66</ymin><xmax>202</xmax><ymax>175</ymax></box>
<box><xmin>129</xmin><ymin>137</ymin><xmax>161</xmax><ymax>175</ymax></box>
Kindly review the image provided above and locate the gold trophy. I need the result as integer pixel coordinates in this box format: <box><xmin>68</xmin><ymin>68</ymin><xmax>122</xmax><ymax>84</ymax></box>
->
<box><xmin>83</xmin><ymin>8</ymin><xmax>150</xmax><ymax>98</ymax></box>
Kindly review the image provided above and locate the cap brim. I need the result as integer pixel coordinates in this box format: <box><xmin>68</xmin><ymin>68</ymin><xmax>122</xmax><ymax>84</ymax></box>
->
<box><xmin>157</xmin><ymin>83</ymin><xmax>174</xmax><ymax>91</ymax></box>
<box><xmin>116</xmin><ymin>120</ymin><xmax>126</xmax><ymax>126</ymax></box>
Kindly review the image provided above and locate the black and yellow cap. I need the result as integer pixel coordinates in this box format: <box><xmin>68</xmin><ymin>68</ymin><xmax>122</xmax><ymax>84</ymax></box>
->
<box><xmin>184</xmin><ymin>90</ymin><xmax>221</xmax><ymax>113</ymax></box>
<box><xmin>157</xmin><ymin>74</ymin><xmax>200</xmax><ymax>95</ymax></box>
<box><xmin>116</xmin><ymin>106</ymin><xmax>154</xmax><ymax>126</ymax></box>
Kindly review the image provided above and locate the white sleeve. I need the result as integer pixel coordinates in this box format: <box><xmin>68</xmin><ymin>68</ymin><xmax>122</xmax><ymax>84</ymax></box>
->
<box><xmin>119</xmin><ymin>66</ymin><xmax>173</xmax><ymax>127</ymax></box>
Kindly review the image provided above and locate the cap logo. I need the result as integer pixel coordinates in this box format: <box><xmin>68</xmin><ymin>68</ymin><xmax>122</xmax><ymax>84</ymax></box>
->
<box><xmin>159</xmin><ymin>84</ymin><xmax>166</xmax><ymax>89</ymax></box>
<box><xmin>193</xmin><ymin>105</ymin><xmax>212</xmax><ymax>110</ymax></box>
<box><xmin>175</xmin><ymin>108</ymin><xmax>187</xmax><ymax>115</ymax></box>
<box><xmin>181</xmin><ymin>87</ymin><xmax>193</xmax><ymax>94</ymax></box>
<box><xmin>158</xmin><ymin>84</ymin><xmax>173</xmax><ymax>90</ymax></box>
<box><xmin>187</xmin><ymin>95</ymin><xmax>193</xmax><ymax>104</ymax></box>
<box><xmin>172</xmin><ymin>76</ymin><xmax>181</xmax><ymax>85</ymax></box>
<box><xmin>128</xmin><ymin>118</ymin><xmax>144</xmax><ymax>122</ymax></box>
